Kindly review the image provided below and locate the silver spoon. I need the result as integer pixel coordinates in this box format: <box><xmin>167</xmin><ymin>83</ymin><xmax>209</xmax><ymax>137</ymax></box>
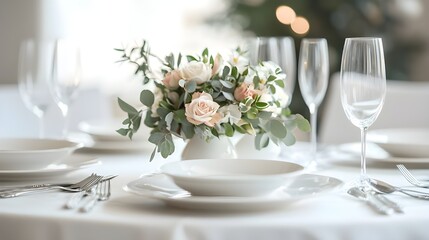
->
<box><xmin>368</xmin><ymin>178</ymin><xmax>429</xmax><ymax>200</ymax></box>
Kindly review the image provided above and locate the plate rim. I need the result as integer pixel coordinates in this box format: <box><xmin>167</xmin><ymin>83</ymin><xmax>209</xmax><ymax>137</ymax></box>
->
<box><xmin>123</xmin><ymin>173</ymin><xmax>343</xmax><ymax>210</ymax></box>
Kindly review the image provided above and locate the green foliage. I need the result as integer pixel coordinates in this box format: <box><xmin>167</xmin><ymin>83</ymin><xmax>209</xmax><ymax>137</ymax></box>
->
<box><xmin>116</xmin><ymin>40</ymin><xmax>310</xmax><ymax>161</ymax></box>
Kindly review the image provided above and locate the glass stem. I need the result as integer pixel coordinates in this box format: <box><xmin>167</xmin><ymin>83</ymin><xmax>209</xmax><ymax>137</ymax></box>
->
<box><xmin>58</xmin><ymin>102</ymin><xmax>69</xmax><ymax>138</ymax></box>
<box><xmin>360</xmin><ymin>127</ymin><xmax>368</xmax><ymax>183</ymax></box>
<box><xmin>310</xmin><ymin>106</ymin><xmax>318</xmax><ymax>159</ymax></box>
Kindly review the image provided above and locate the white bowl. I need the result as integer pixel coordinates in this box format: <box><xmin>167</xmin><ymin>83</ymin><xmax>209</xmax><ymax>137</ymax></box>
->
<box><xmin>0</xmin><ymin>138</ymin><xmax>83</xmax><ymax>170</ymax></box>
<box><xmin>160</xmin><ymin>159</ymin><xmax>304</xmax><ymax>197</ymax></box>
<box><xmin>367</xmin><ymin>128</ymin><xmax>429</xmax><ymax>158</ymax></box>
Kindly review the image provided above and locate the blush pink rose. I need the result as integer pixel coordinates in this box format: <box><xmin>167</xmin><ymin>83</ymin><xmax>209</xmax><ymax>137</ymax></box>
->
<box><xmin>185</xmin><ymin>92</ymin><xmax>222</xmax><ymax>127</ymax></box>
<box><xmin>162</xmin><ymin>70</ymin><xmax>181</xmax><ymax>90</ymax></box>
<box><xmin>234</xmin><ymin>83</ymin><xmax>258</xmax><ymax>101</ymax></box>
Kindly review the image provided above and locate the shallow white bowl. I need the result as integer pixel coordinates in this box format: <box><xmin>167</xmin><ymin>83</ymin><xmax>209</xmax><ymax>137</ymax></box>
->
<box><xmin>367</xmin><ymin>128</ymin><xmax>429</xmax><ymax>158</ymax></box>
<box><xmin>160</xmin><ymin>159</ymin><xmax>304</xmax><ymax>197</ymax></box>
<box><xmin>0</xmin><ymin>138</ymin><xmax>83</xmax><ymax>170</ymax></box>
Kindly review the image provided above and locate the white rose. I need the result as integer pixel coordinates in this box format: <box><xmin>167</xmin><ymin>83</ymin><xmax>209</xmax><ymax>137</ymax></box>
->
<box><xmin>180</xmin><ymin>61</ymin><xmax>212</xmax><ymax>84</ymax></box>
<box><xmin>218</xmin><ymin>105</ymin><xmax>241</xmax><ymax>125</ymax></box>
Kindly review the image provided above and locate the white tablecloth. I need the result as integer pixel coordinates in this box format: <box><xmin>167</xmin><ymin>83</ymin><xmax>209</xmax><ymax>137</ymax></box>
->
<box><xmin>1</xmin><ymin>141</ymin><xmax>429</xmax><ymax>240</ymax></box>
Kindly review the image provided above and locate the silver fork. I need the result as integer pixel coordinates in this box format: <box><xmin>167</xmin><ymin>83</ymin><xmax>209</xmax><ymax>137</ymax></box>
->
<box><xmin>80</xmin><ymin>180</ymin><xmax>111</xmax><ymax>212</ymax></box>
<box><xmin>64</xmin><ymin>175</ymin><xmax>103</xmax><ymax>209</ymax></box>
<box><xmin>396</xmin><ymin>164</ymin><xmax>429</xmax><ymax>188</ymax></box>
<box><xmin>0</xmin><ymin>173</ymin><xmax>100</xmax><ymax>198</ymax></box>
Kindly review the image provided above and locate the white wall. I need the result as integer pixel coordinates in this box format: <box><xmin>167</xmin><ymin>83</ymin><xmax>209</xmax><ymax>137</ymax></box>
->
<box><xmin>0</xmin><ymin>0</ymin><xmax>40</xmax><ymax>84</ymax></box>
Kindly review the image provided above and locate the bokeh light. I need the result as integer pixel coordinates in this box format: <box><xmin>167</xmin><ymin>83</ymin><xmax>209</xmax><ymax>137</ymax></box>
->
<box><xmin>276</xmin><ymin>5</ymin><xmax>296</xmax><ymax>25</ymax></box>
<box><xmin>291</xmin><ymin>16</ymin><xmax>310</xmax><ymax>35</ymax></box>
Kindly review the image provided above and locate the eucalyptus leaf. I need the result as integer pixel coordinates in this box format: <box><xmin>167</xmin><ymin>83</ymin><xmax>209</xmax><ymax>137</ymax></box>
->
<box><xmin>222</xmin><ymin>66</ymin><xmax>230</xmax><ymax>79</ymax></box>
<box><xmin>268</xmin><ymin>119</ymin><xmax>287</xmax><ymax>139</ymax></box>
<box><xmin>211</xmin><ymin>80</ymin><xmax>222</xmax><ymax>90</ymax></box>
<box><xmin>139</xmin><ymin>90</ymin><xmax>155</xmax><ymax>107</ymax></box>
<box><xmin>165</xmin><ymin>112</ymin><xmax>174</xmax><ymax>130</ymax></box>
<box><xmin>122</xmin><ymin>119</ymin><xmax>130</xmax><ymax>125</ymax></box>
<box><xmin>219</xmin><ymin>80</ymin><xmax>234</xmax><ymax>89</ymax></box>
<box><xmin>222</xmin><ymin>92</ymin><xmax>235</xmax><ymax>101</ymax></box>
<box><xmin>185</xmin><ymin>80</ymin><xmax>197</xmax><ymax>92</ymax></box>
<box><xmin>258</xmin><ymin>111</ymin><xmax>272</xmax><ymax>119</ymax></box>
<box><xmin>157</xmin><ymin>107</ymin><xmax>171</xmax><ymax>119</ymax></box>
<box><xmin>282</xmin><ymin>131</ymin><xmax>296</xmax><ymax>146</ymax></box>
<box><xmin>297</xmin><ymin>114</ymin><xmax>311</xmax><ymax>132</ymax></box>
<box><xmin>179</xmin><ymin>79</ymin><xmax>186</xmax><ymax>88</ymax></box>
<box><xmin>118</xmin><ymin>98</ymin><xmax>138</xmax><ymax>114</ymax></box>
<box><xmin>181</xmin><ymin>121</ymin><xmax>195</xmax><ymax>139</ymax></box>
<box><xmin>149</xmin><ymin>147</ymin><xmax>157</xmax><ymax>161</ymax></box>
<box><xmin>148</xmin><ymin>132</ymin><xmax>165</xmax><ymax>145</ymax></box>
<box><xmin>255</xmin><ymin>133</ymin><xmax>269</xmax><ymax>150</ymax></box>
<box><xmin>116</xmin><ymin>128</ymin><xmax>129</xmax><ymax>136</ymax></box>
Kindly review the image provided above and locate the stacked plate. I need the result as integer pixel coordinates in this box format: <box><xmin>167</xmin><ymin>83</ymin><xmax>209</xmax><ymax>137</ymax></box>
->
<box><xmin>71</xmin><ymin>120</ymin><xmax>153</xmax><ymax>152</ymax></box>
<box><xmin>367</xmin><ymin>128</ymin><xmax>429</xmax><ymax>163</ymax></box>
<box><xmin>0</xmin><ymin>138</ymin><xmax>100</xmax><ymax>180</ymax></box>
<box><xmin>124</xmin><ymin>159</ymin><xmax>343</xmax><ymax>211</ymax></box>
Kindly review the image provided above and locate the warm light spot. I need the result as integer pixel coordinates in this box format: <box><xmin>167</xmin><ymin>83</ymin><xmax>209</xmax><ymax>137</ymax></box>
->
<box><xmin>276</xmin><ymin>5</ymin><xmax>296</xmax><ymax>25</ymax></box>
<box><xmin>291</xmin><ymin>16</ymin><xmax>310</xmax><ymax>35</ymax></box>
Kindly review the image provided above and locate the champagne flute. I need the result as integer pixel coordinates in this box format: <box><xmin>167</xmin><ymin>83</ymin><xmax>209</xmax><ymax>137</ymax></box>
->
<box><xmin>254</xmin><ymin>36</ymin><xmax>296</xmax><ymax>106</ymax></box>
<box><xmin>298</xmin><ymin>38</ymin><xmax>329</xmax><ymax>168</ymax></box>
<box><xmin>340</xmin><ymin>37</ymin><xmax>386</xmax><ymax>184</ymax></box>
<box><xmin>18</xmin><ymin>39</ymin><xmax>54</xmax><ymax>138</ymax></box>
<box><xmin>50</xmin><ymin>39</ymin><xmax>82</xmax><ymax>137</ymax></box>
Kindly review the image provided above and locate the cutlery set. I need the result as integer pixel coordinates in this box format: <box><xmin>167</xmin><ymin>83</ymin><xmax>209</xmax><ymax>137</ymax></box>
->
<box><xmin>348</xmin><ymin>164</ymin><xmax>429</xmax><ymax>215</ymax></box>
<box><xmin>0</xmin><ymin>173</ymin><xmax>116</xmax><ymax>212</ymax></box>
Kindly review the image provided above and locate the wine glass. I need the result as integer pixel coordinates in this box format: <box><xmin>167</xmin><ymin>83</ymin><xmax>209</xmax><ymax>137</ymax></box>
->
<box><xmin>298</xmin><ymin>38</ymin><xmax>329</xmax><ymax>168</ymax></box>
<box><xmin>340</xmin><ymin>37</ymin><xmax>386</xmax><ymax>184</ymax></box>
<box><xmin>254</xmin><ymin>36</ymin><xmax>296</xmax><ymax>106</ymax></box>
<box><xmin>18</xmin><ymin>39</ymin><xmax>55</xmax><ymax>138</ymax></box>
<box><xmin>50</xmin><ymin>39</ymin><xmax>82</xmax><ymax>137</ymax></box>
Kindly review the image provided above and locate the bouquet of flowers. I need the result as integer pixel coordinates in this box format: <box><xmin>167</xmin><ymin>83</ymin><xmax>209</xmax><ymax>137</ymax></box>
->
<box><xmin>116</xmin><ymin>40</ymin><xmax>309</xmax><ymax>161</ymax></box>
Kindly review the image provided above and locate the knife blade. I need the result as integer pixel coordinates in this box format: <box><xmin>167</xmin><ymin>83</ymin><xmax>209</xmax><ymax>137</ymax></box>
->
<box><xmin>347</xmin><ymin>187</ymin><xmax>395</xmax><ymax>215</ymax></box>
<box><xmin>369</xmin><ymin>191</ymin><xmax>404</xmax><ymax>213</ymax></box>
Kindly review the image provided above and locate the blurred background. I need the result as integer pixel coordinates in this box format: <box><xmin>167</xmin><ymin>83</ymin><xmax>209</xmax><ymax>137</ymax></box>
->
<box><xmin>0</xmin><ymin>0</ymin><xmax>428</xmax><ymax>139</ymax></box>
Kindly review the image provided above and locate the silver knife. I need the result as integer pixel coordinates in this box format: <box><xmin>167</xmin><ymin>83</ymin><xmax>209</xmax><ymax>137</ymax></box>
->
<box><xmin>347</xmin><ymin>187</ymin><xmax>395</xmax><ymax>215</ymax></box>
<box><xmin>368</xmin><ymin>191</ymin><xmax>404</xmax><ymax>213</ymax></box>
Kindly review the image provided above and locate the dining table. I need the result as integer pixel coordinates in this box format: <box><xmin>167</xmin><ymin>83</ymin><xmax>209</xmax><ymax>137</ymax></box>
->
<box><xmin>1</xmin><ymin>137</ymin><xmax>429</xmax><ymax>240</ymax></box>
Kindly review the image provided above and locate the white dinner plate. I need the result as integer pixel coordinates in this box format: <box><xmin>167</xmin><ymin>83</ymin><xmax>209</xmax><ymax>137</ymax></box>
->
<box><xmin>0</xmin><ymin>138</ymin><xmax>83</xmax><ymax>170</ymax></box>
<box><xmin>326</xmin><ymin>142</ymin><xmax>429</xmax><ymax>164</ymax></box>
<box><xmin>367</xmin><ymin>128</ymin><xmax>429</xmax><ymax>158</ymax></box>
<box><xmin>123</xmin><ymin>173</ymin><xmax>343</xmax><ymax>211</ymax></box>
<box><xmin>68</xmin><ymin>132</ymin><xmax>153</xmax><ymax>152</ymax></box>
<box><xmin>0</xmin><ymin>154</ymin><xmax>101</xmax><ymax>181</ymax></box>
<box><xmin>78</xmin><ymin>120</ymin><xmax>149</xmax><ymax>142</ymax></box>
<box><xmin>160</xmin><ymin>159</ymin><xmax>304</xmax><ymax>197</ymax></box>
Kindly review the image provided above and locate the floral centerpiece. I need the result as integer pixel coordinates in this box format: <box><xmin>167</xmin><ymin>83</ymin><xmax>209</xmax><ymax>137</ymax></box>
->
<box><xmin>116</xmin><ymin>40</ymin><xmax>309</xmax><ymax>161</ymax></box>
